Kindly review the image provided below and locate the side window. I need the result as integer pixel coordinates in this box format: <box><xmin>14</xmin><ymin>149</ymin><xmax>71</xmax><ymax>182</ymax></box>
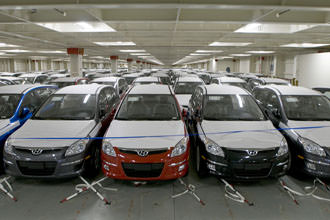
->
<box><xmin>34</xmin><ymin>87</ymin><xmax>56</xmax><ymax>103</ymax></box>
<box><xmin>253</xmin><ymin>89</ymin><xmax>265</xmax><ymax>104</ymax></box>
<box><xmin>194</xmin><ymin>88</ymin><xmax>204</xmax><ymax>111</ymax></box>
<box><xmin>118</xmin><ymin>79</ymin><xmax>127</xmax><ymax>94</ymax></box>
<box><xmin>267</xmin><ymin>91</ymin><xmax>280</xmax><ymax>109</ymax></box>
<box><xmin>20</xmin><ymin>91</ymin><xmax>43</xmax><ymax>113</ymax></box>
<box><xmin>98</xmin><ymin>89</ymin><xmax>109</xmax><ymax>118</ymax></box>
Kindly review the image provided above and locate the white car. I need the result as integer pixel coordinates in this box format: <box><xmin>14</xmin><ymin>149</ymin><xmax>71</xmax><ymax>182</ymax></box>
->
<box><xmin>173</xmin><ymin>76</ymin><xmax>205</xmax><ymax>108</ymax></box>
<box><xmin>253</xmin><ymin>85</ymin><xmax>330</xmax><ymax>178</ymax></box>
<box><xmin>19</xmin><ymin>74</ymin><xmax>50</xmax><ymax>84</ymax></box>
<box><xmin>90</xmin><ymin>77</ymin><xmax>128</xmax><ymax>96</ymax></box>
<box><xmin>4</xmin><ymin>84</ymin><xmax>120</xmax><ymax>178</ymax></box>
<box><xmin>188</xmin><ymin>85</ymin><xmax>289</xmax><ymax>179</ymax></box>
<box><xmin>132</xmin><ymin>77</ymin><xmax>161</xmax><ymax>85</ymax></box>
<box><xmin>211</xmin><ymin>76</ymin><xmax>251</xmax><ymax>91</ymax></box>
<box><xmin>101</xmin><ymin>84</ymin><xmax>189</xmax><ymax>180</ymax></box>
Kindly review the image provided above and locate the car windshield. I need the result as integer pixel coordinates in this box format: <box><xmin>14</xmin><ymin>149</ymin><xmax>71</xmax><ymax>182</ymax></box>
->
<box><xmin>281</xmin><ymin>95</ymin><xmax>330</xmax><ymax>121</ymax></box>
<box><xmin>324</xmin><ymin>91</ymin><xmax>330</xmax><ymax>100</ymax></box>
<box><xmin>203</xmin><ymin>95</ymin><xmax>266</xmax><ymax>121</ymax></box>
<box><xmin>34</xmin><ymin>94</ymin><xmax>96</xmax><ymax>120</ymax></box>
<box><xmin>0</xmin><ymin>94</ymin><xmax>21</xmax><ymax>119</ymax></box>
<box><xmin>124</xmin><ymin>77</ymin><xmax>136</xmax><ymax>85</ymax></box>
<box><xmin>222</xmin><ymin>82</ymin><xmax>251</xmax><ymax>91</ymax></box>
<box><xmin>116</xmin><ymin>94</ymin><xmax>180</xmax><ymax>120</ymax></box>
<box><xmin>174</xmin><ymin>82</ymin><xmax>203</xmax><ymax>94</ymax></box>
<box><xmin>21</xmin><ymin>77</ymin><xmax>34</xmax><ymax>84</ymax></box>
<box><xmin>159</xmin><ymin>77</ymin><xmax>171</xmax><ymax>85</ymax></box>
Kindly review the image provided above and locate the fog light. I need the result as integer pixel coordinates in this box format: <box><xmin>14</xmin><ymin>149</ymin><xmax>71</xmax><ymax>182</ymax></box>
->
<box><xmin>306</xmin><ymin>162</ymin><xmax>316</xmax><ymax>170</ymax></box>
<box><xmin>103</xmin><ymin>164</ymin><xmax>109</xmax><ymax>171</ymax></box>
<box><xmin>207</xmin><ymin>163</ymin><xmax>216</xmax><ymax>171</ymax></box>
<box><xmin>178</xmin><ymin>164</ymin><xmax>185</xmax><ymax>172</ymax></box>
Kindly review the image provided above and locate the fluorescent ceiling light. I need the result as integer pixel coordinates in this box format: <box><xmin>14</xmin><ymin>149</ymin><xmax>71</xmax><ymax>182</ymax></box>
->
<box><xmin>195</xmin><ymin>50</ymin><xmax>223</xmax><ymax>53</ymax></box>
<box><xmin>0</xmin><ymin>52</ymin><xmax>6</xmax><ymax>55</ymax></box>
<box><xmin>230</xmin><ymin>54</ymin><xmax>251</xmax><ymax>57</ymax></box>
<box><xmin>235</xmin><ymin>23</ymin><xmax>316</xmax><ymax>34</ymax></box>
<box><xmin>190</xmin><ymin>53</ymin><xmax>211</xmax><ymax>56</ymax></box>
<box><xmin>138</xmin><ymin>56</ymin><xmax>154</xmax><ymax>58</ymax></box>
<box><xmin>0</xmin><ymin>49</ymin><xmax>31</xmax><ymax>53</ymax></box>
<box><xmin>36</xmin><ymin>22</ymin><xmax>116</xmax><ymax>32</ymax></box>
<box><xmin>120</xmin><ymin>49</ymin><xmax>145</xmax><ymax>52</ymax></box>
<box><xmin>219</xmin><ymin>56</ymin><xmax>233</xmax><ymax>59</ymax></box>
<box><xmin>95</xmin><ymin>42</ymin><xmax>135</xmax><ymax>46</ymax></box>
<box><xmin>0</xmin><ymin>43</ymin><xmax>19</xmax><ymax>47</ymax></box>
<box><xmin>35</xmin><ymin>50</ymin><xmax>66</xmax><ymax>54</ymax></box>
<box><xmin>280</xmin><ymin>43</ymin><xmax>330</xmax><ymax>48</ymax></box>
<box><xmin>209</xmin><ymin>42</ymin><xmax>252</xmax><ymax>46</ymax></box>
<box><xmin>130</xmin><ymin>53</ymin><xmax>150</xmax><ymax>56</ymax></box>
<box><xmin>89</xmin><ymin>56</ymin><xmax>106</xmax><ymax>59</ymax></box>
<box><xmin>246</xmin><ymin>51</ymin><xmax>275</xmax><ymax>54</ymax></box>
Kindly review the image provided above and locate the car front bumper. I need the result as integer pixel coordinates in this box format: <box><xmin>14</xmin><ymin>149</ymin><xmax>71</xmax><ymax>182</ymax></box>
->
<box><xmin>3</xmin><ymin>147</ymin><xmax>87</xmax><ymax>178</ymax></box>
<box><xmin>101</xmin><ymin>147</ymin><xmax>189</xmax><ymax>181</ymax></box>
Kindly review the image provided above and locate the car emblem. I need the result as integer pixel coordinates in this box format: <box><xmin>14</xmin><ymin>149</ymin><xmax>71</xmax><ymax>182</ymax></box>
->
<box><xmin>31</xmin><ymin>149</ymin><xmax>43</xmax><ymax>156</ymax></box>
<box><xmin>247</xmin><ymin>150</ymin><xmax>258</xmax><ymax>156</ymax></box>
<box><xmin>136</xmin><ymin>150</ymin><xmax>149</xmax><ymax>157</ymax></box>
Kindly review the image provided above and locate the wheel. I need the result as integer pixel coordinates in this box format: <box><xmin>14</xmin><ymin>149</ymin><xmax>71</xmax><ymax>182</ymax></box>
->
<box><xmin>84</xmin><ymin>145</ymin><xmax>101</xmax><ymax>177</ymax></box>
<box><xmin>195</xmin><ymin>144</ymin><xmax>207</xmax><ymax>178</ymax></box>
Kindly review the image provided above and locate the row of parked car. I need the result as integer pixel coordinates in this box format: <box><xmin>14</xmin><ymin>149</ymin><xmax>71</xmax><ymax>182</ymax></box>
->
<box><xmin>0</xmin><ymin>69</ymin><xmax>329</xmax><ymax>181</ymax></box>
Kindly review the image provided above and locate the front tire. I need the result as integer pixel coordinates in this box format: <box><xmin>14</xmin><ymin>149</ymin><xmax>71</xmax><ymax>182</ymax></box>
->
<box><xmin>84</xmin><ymin>145</ymin><xmax>101</xmax><ymax>177</ymax></box>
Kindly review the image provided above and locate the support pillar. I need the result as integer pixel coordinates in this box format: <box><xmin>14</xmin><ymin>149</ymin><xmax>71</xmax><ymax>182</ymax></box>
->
<box><xmin>127</xmin><ymin>58</ymin><xmax>133</xmax><ymax>72</ymax></box>
<box><xmin>67</xmin><ymin>48</ymin><xmax>84</xmax><ymax>77</ymax></box>
<box><xmin>136</xmin><ymin>60</ymin><xmax>141</xmax><ymax>71</ymax></box>
<box><xmin>110</xmin><ymin>56</ymin><xmax>118</xmax><ymax>74</ymax></box>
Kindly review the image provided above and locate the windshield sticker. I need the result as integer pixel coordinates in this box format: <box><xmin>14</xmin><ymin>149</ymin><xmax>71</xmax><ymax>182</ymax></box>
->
<box><xmin>51</xmin><ymin>96</ymin><xmax>63</xmax><ymax>102</ymax></box>
<box><xmin>209</xmin><ymin>96</ymin><xmax>224</xmax><ymax>101</ymax></box>
<box><xmin>286</xmin><ymin>97</ymin><xmax>298</xmax><ymax>102</ymax></box>
<box><xmin>128</xmin><ymin>97</ymin><xmax>140</xmax><ymax>102</ymax></box>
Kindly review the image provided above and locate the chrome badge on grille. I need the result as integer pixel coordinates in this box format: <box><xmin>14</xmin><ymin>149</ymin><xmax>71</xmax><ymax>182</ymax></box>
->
<box><xmin>247</xmin><ymin>150</ymin><xmax>258</xmax><ymax>156</ymax></box>
<box><xmin>136</xmin><ymin>150</ymin><xmax>149</xmax><ymax>157</ymax></box>
<box><xmin>31</xmin><ymin>149</ymin><xmax>43</xmax><ymax>156</ymax></box>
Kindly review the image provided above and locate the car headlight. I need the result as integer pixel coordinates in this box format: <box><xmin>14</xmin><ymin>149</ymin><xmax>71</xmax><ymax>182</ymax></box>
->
<box><xmin>65</xmin><ymin>140</ymin><xmax>87</xmax><ymax>157</ymax></box>
<box><xmin>203</xmin><ymin>137</ymin><xmax>224</xmax><ymax>157</ymax></box>
<box><xmin>4</xmin><ymin>138</ymin><xmax>14</xmax><ymax>155</ymax></box>
<box><xmin>171</xmin><ymin>137</ymin><xmax>188</xmax><ymax>157</ymax></box>
<box><xmin>102</xmin><ymin>140</ymin><xmax>116</xmax><ymax>157</ymax></box>
<box><xmin>298</xmin><ymin>137</ymin><xmax>326</xmax><ymax>157</ymax></box>
<box><xmin>276</xmin><ymin>138</ymin><xmax>288</xmax><ymax>157</ymax></box>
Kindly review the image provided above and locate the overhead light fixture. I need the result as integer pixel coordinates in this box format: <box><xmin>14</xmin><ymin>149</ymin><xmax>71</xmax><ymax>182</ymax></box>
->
<box><xmin>209</xmin><ymin>42</ymin><xmax>252</xmax><ymax>46</ymax></box>
<box><xmin>120</xmin><ymin>49</ymin><xmax>145</xmax><ymax>52</ymax></box>
<box><xmin>35</xmin><ymin>50</ymin><xmax>66</xmax><ymax>54</ymax></box>
<box><xmin>235</xmin><ymin>23</ymin><xmax>316</xmax><ymax>33</ymax></box>
<box><xmin>95</xmin><ymin>41</ymin><xmax>135</xmax><ymax>46</ymax></box>
<box><xmin>280</xmin><ymin>43</ymin><xmax>330</xmax><ymax>48</ymax></box>
<box><xmin>0</xmin><ymin>43</ymin><xmax>20</xmax><ymax>47</ymax></box>
<box><xmin>246</xmin><ymin>51</ymin><xmax>275</xmax><ymax>54</ymax></box>
<box><xmin>0</xmin><ymin>49</ymin><xmax>31</xmax><ymax>53</ymax></box>
<box><xmin>219</xmin><ymin>56</ymin><xmax>234</xmax><ymax>59</ymax></box>
<box><xmin>190</xmin><ymin>53</ymin><xmax>211</xmax><ymax>56</ymax></box>
<box><xmin>195</xmin><ymin>50</ymin><xmax>223</xmax><ymax>53</ymax></box>
<box><xmin>36</xmin><ymin>22</ymin><xmax>116</xmax><ymax>32</ymax></box>
<box><xmin>138</xmin><ymin>56</ymin><xmax>154</xmax><ymax>58</ymax></box>
<box><xmin>230</xmin><ymin>54</ymin><xmax>251</xmax><ymax>57</ymax></box>
<box><xmin>0</xmin><ymin>52</ymin><xmax>6</xmax><ymax>55</ymax></box>
<box><xmin>130</xmin><ymin>53</ymin><xmax>150</xmax><ymax>56</ymax></box>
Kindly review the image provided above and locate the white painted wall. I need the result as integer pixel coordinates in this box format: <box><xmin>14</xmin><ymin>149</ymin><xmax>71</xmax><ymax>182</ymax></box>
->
<box><xmin>297</xmin><ymin>52</ymin><xmax>330</xmax><ymax>88</ymax></box>
<box><xmin>217</xmin><ymin>60</ymin><xmax>237</xmax><ymax>72</ymax></box>
<box><xmin>239</xmin><ymin>57</ymin><xmax>250</xmax><ymax>72</ymax></box>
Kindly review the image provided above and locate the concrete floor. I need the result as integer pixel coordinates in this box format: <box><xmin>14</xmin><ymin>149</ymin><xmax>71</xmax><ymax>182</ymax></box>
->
<box><xmin>1</xmin><ymin>169</ymin><xmax>330</xmax><ymax>220</ymax></box>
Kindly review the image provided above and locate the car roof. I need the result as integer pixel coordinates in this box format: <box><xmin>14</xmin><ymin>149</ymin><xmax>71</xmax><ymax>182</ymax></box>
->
<box><xmin>204</xmin><ymin>84</ymin><xmax>249</xmax><ymax>95</ymax></box>
<box><xmin>19</xmin><ymin>73</ymin><xmax>42</xmax><ymax>78</ymax></box>
<box><xmin>176</xmin><ymin>76</ymin><xmax>204</xmax><ymax>82</ymax></box>
<box><xmin>51</xmin><ymin>77</ymin><xmax>84</xmax><ymax>82</ymax></box>
<box><xmin>91</xmin><ymin>77</ymin><xmax>120</xmax><ymax>83</ymax></box>
<box><xmin>264</xmin><ymin>85</ymin><xmax>321</xmax><ymax>95</ymax></box>
<box><xmin>134</xmin><ymin>77</ymin><xmax>159</xmax><ymax>82</ymax></box>
<box><xmin>55</xmin><ymin>84</ymin><xmax>106</xmax><ymax>95</ymax></box>
<box><xmin>260</xmin><ymin>77</ymin><xmax>289</xmax><ymax>83</ymax></box>
<box><xmin>129</xmin><ymin>84</ymin><xmax>171</xmax><ymax>95</ymax></box>
<box><xmin>0</xmin><ymin>84</ymin><xmax>52</xmax><ymax>94</ymax></box>
<box><xmin>216</xmin><ymin>77</ymin><xmax>246</xmax><ymax>83</ymax></box>
<box><xmin>0</xmin><ymin>76</ymin><xmax>23</xmax><ymax>81</ymax></box>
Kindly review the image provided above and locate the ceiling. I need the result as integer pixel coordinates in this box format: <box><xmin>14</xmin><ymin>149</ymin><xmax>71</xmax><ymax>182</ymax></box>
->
<box><xmin>1</xmin><ymin>0</ymin><xmax>330</xmax><ymax>66</ymax></box>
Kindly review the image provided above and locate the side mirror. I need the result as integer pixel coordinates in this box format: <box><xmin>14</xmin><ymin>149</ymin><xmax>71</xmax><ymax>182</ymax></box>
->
<box><xmin>20</xmin><ymin>107</ymin><xmax>31</xmax><ymax>118</ymax></box>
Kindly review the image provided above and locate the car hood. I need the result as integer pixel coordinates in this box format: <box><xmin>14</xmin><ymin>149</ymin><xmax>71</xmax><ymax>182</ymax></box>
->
<box><xmin>202</xmin><ymin>120</ymin><xmax>283</xmax><ymax>150</ymax></box>
<box><xmin>287</xmin><ymin>120</ymin><xmax>330</xmax><ymax>147</ymax></box>
<box><xmin>175</xmin><ymin>94</ymin><xmax>191</xmax><ymax>107</ymax></box>
<box><xmin>106</xmin><ymin>120</ymin><xmax>185</xmax><ymax>150</ymax></box>
<box><xmin>10</xmin><ymin>120</ymin><xmax>96</xmax><ymax>148</ymax></box>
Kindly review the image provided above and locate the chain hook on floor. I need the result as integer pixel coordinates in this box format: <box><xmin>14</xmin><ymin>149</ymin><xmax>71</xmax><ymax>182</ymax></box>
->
<box><xmin>172</xmin><ymin>178</ymin><xmax>205</xmax><ymax>206</ymax></box>
<box><xmin>0</xmin><ymin>176</ymin><xmax>17</xmax><ymax>202</ymax></box>
<box><xmin>219</xmin><ymin>178</ymin><xmax>254</xmax><ymax>206</ymax></box>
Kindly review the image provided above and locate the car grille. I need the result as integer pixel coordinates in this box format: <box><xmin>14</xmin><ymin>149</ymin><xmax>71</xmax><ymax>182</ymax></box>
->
<box><xmin>122</xmin><ymin>163</ymin><xmax>164</xmax><ymax>178</ymax></box>
<box><xmin>232</xmin><ymin>163</ymin><xmax>271</xmax><ymax>177</ymax></box>
<box><xmin>17</xmin><ymin>161</ymin><xmax>57</xmax><ymax>176</ymax></box>
<box><xmin>15</xmin><ymin>148</ymin><xmax>63</xmax><ymax>155</ymax></box>
<box><xmin>227</xmin><ymin>149</ymin><xmax>276</xmax><ymax>160</ymax></box>
<box><xmin>119</xmin><ymin>149</ymin><xmax>168</xmax><ymax>156</ymax></box>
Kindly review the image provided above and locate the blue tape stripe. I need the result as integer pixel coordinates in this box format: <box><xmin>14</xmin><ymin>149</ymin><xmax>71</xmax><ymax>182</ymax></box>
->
<box><xmin>11</xmin><ymin>125</ymin><xmax>329</xmax><ymax>140</ymax></box>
